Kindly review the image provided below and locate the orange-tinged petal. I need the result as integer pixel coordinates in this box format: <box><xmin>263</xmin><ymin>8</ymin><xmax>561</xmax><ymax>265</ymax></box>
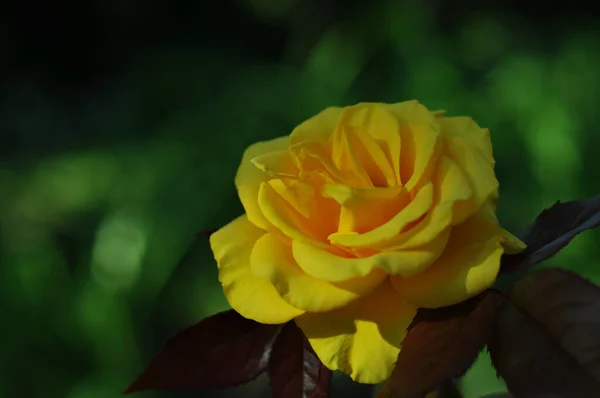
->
<box><xmin>210</xmin><ymin>215</ymin><xmax>304</xmax><ymax>323</ymax></box>
<box><xmin>293</xmin><ymin>228</ymin><xmax>450</xmax><ymax>282</ymax></box>
<box><xmin>258</xmin><ymin>180</ymin><xmax>337</xmax><ymax>246</ymax></box>
<box><xmin>328</xmin><ymin>182</ymin><xmax>434</xmax><ymax>249</ymax></box>
<box><xmin>295</xmin><ymin>279</ymin><xmax>418</xmax><ymax>384</ymax></box>
<box><xmin>388</xmin><ymin>155</ymin><xmax>475</xmax><ymax>251</ymax></box>
<box><xmin>235</xmin><ymin>136</ymin><xmax>290</xmax><ymax>230</ymax></box>
<box><xmin>250</xmin><ymin>233</ymin><xmax>387</xmax><ymax>312</ymax></box>
<box><xmin>322</xmin><ymin>184</ymin><xmax>409</xmax><ymax>234</ymax></box>
<box><xmin>266</xmin><ymin>178</ymin><xmax>314</xmax><ymax>219</ymax></box>
<box><xmin>391</xmin><ymin>208</ymin><xmax>504</xmax><ymax>309</ymax></box>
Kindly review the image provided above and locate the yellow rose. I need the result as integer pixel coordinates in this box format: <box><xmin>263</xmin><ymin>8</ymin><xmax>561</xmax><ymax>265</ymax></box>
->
<box><xmin>210</xmin><ymin>101</ymin><xmax>525</xmax><ymax>384</ymax></box>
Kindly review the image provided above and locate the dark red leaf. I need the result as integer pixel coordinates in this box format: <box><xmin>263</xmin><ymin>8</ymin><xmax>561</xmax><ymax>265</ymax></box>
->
<box><xmin>488</xmin><ymin>268</ymin><xmax>600</xmax><ymax>397</ymax></box>
<box><xmin>500</xmin><ymin>194</ymin><xmax>600</xmax><ymax>274</ymax></box>
<box><xmin>377</xmin><ymin>290</ymin><xmax>502</xmax><ymax>398</ymax></box>
<box><xmin>125</xmin><ymin>310</ymin><xmax>282</xmax><ymax>393</ymax></box>
<box><xmin>268</xmin><ymin>322</ymin><xmax>331</xmax><ymax>398</ymax></box>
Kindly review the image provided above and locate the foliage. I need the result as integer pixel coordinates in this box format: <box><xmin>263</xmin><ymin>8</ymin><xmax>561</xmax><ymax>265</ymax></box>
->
<box><xmin>3</xmin><ymin>1</ymin><xmax>600</xmax><ymax>397</ymax></box>
<box><xmin>125</xmin><ymin>195</ymin><xmax>600</xmax><ymax>398</ymax></box>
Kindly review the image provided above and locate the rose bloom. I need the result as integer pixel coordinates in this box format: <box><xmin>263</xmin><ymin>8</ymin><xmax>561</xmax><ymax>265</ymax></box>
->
<box><xmin>210</xmin><ymin>101</ymin><xmax>525</xmax><ymax>383</ymax></box>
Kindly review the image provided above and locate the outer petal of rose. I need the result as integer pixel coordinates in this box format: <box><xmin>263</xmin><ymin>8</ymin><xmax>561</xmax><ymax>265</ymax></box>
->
<box><xmin>443</xmin><ymin>136</ymin><xmax>498</xmax><ymax>210</ymax></box>
<box><xmin>294</xmin><ymin>279</ymin><xmax>418</xmax><ymax>384</ymax></box>
<box><xmin>210</xmin><ymin>215</ymin><xmax>305</xmax><ymax>323</ymax></box>
<box><xmin>438</xmin><ymin>116</ymin><xmax>494</xmax><ymax>166</ymax></box>
<box><xmin>250</xmin><ymin>233</ymin><xmax>387</xmax><ymax>312</ymax></box>
<box><xmin>390</xmin><ymin>209</ymin><xmax>504</xmax><ymax>309</ymax></box>
<box><xmin>289</xmin><ymin>106</ymin><xmax>344</xmax><ymax>145</ymax></box>
<box><xmin>293</xmin><ymin>228</ymin><xmax>450</xmax><ymax>281</ymax></box>
<box><xmin>235</xmin><ymin>136</ymin><xmax>291</xmax><ymax>230</ymax></box>
<box><xmin>251</xmin><ymin>149</ymin><xmax>299</xmax><ymax>178</ymax></box>
<box><xmin>501</xmin><ymin>228</ymin><xmax>527</xmax><ymax>254</ymax></box>
<box><xmin>479</xmin><ymin>201</ymin><xmax>527</xmax><ymax>255</ymax></box>
<box><xmin>383</xmin><ymin>100</ymin><xmax>438</xmax><ymax>127</ymax></box>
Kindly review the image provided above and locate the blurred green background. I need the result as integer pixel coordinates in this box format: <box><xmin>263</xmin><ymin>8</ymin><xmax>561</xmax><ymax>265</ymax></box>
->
<box><xmin>1</xmin><ymin>1</ymin><xmax>600</xmax><ymax>397</ymax></box>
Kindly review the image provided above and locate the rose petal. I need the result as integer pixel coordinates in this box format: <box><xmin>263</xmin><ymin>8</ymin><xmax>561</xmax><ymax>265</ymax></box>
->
<box><xmin>328</xmin><ymin>182</ymin><xmax>435</xmax><ymax>249</ymax></box>
<box><xmin>250</xmin><ymin>233</ymin><xmax>387</xmax><ymax>312</ymax></box>
<box><xmin>443</xmin><ymin>136</ymin><xmax>499</xmax><ymax>210</ymax></box>
<box><xmin>293</xmin><ymin>228</ymin><xmax>450</xmax><ymax>282</ymax></box>
<box><xmin>354</xmin><ymin>104</ymin><xmax>403</xmax><ymax>186</ymax></box>
<box><xmin>400</xmin><ymin>123</ymin><xmax>441</xmax><ymax>191</ymax></box>
<box><xmin>438</xmin><ymin>116</ymin><xmax>494</xmax><ymax>166</ymax></box>
<box><xmin>250</xmin><ymin>149</ymin><xmax>299</xmax><ymax>178</ymax></box>
<box><xmin>391</xmin><ymin>208</ymin><xmax>504</xmax><ymax>309</ymax></box>
<box><xmin>382</xmin><ymin>101</ymin><xmax>442</xmax><ymax>188</ymax></box>
<box><xmin>235</xmin><ymin>136</ymin><xmax>291</xmax><ymax>230</ymax></box>
<box><xmin>331</xmin><ymin>124</ymin><xmax>375</xmax><ymax>187</ymax></box>
<box><xmin>335</xmin><ymin>105</ymin><xmax>398</xmax><ymax>187</ymax></box>
<box><xmin>383</xmin><ymin>100</ymin><xmax>439</xmax><ymax>127</ymax></box>
<box><xmin>348</xmin><ymin>127</ymin><xmax>397</xmax><ymax>188</ymax></box>
<box><xmin>295</xmin><ymin>279</ymin><xmax>418</xmax><ymax>384</ymax></box>
<box><xmin>289</xmin><ymin>107</ymin><xmax>343</xmax><ymax>146</ymax></box>
<box><xmin>210</xmin><ymin>215</ymin><xmax>304</xmax><ymax>323</ymax></box>
<box><xmin>501</xmin><ymin>228</ymin><xmax>527</xmax><ymax>254</ymax></box>
<box><xmin>322</xmin><ymin>184</ymin><xmax>409</xmax><ymax>234</ymax></box>
<box><xmin>287</xmin><ymin>107</ymin><xmax>347</xmax><ymax>184</ymax></box>
<box><xmin>290</xmin><ymin>142</ymin><xmax>347</xmax><ymax>183</ymax></box>
<box><xmin>478</xmin><ymin>202</ymin><xmax>527</xmax><ymax>255</ymax></box>
<box><xmin>366</xmin><ymin>104</ymin><xmax>402</xmax><ymax>186</ymax></box>
<box><xmin>264</xmin><ymin>178</ymin><xmax>315</xmax><ymax>219</ymax></box>
<box><xmin>258</xmin><ymin>180</ymin><xmax>338</xmax><ymax>247</ymax></box>
<box><xmin>385</xmin><ymin>155</ymin><xmax>476</xmax><ymax>251</ymax></box>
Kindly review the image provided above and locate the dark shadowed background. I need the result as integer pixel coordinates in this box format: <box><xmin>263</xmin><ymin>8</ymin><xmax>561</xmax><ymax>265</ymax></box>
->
<box><xmin>2</xmin><ymin>1</ymin><xmax>600</xmax><ymax>397</ymax></box>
